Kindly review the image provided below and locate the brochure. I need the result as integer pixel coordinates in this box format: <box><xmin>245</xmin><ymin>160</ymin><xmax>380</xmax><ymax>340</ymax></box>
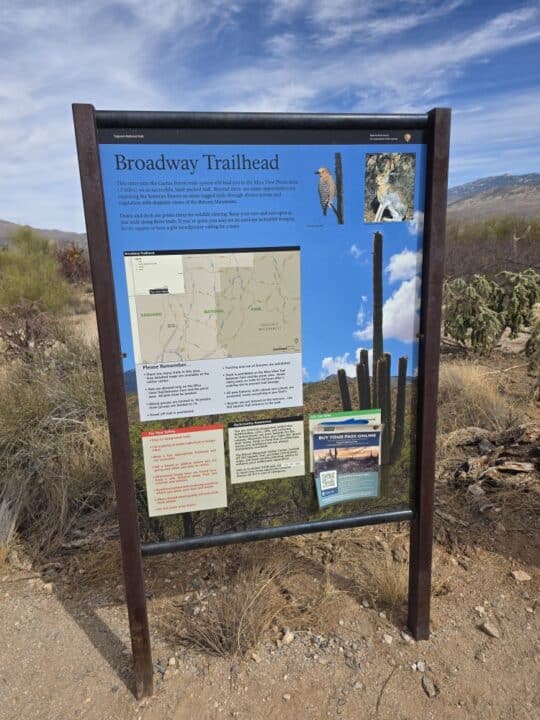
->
<box><xmin>312</xmin><ymin>425</ymin><xmax>381</xmax><ymax>508</ymax></box>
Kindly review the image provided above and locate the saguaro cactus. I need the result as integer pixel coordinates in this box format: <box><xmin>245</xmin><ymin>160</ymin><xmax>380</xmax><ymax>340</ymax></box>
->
<box><xmin>337</xmin><ymin>231</ymin><xmax>407</xmax><ymax>467</ymax></box>
<box><xmin>373</xmin><ymin>231</ymin><xmax>384</xmax><ymax>374</ymax></box>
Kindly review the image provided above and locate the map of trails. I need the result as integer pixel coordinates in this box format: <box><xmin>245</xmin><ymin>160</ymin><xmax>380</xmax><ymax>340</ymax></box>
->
<box><xmin>124</xmin><ymin>249</ymin><xmax>301</xmax><ymax>365</ymax></box>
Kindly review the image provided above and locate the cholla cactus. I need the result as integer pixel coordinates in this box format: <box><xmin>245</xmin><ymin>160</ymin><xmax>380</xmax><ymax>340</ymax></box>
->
<box><xmin>443</xmin><ymin>270</ymin><xmax>540</xmax><ymax>354</ymax></box>
<box><xmin>525</xmin><ymin>302</ymin><xmax>540</xmax><ymax>374</ymax></box>
<box><xmin>497</xmin><ymin>269</ymin><xmax>540</xmax><ymax>339</ymax></box>
<box><xmin>443</xmin><ymin>275</ymin><xmax>503</xmax><ymax>354</ymax></box>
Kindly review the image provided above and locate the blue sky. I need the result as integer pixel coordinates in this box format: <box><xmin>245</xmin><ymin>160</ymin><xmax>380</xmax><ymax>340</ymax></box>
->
<box><xmin>1</xmin><ymin>0</ymin><xmax>539</xmax><ymax>233</ymax></box>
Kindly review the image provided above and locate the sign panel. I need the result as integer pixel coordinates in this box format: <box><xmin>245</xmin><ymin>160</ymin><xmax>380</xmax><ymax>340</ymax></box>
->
<box><xmin>228</xmin><ymin>416</ymin><xmax>305</xmax><ymax>484</ymax></box>
<box><xmin>141</xmin><ymin>425</ymin><xmax>227</xmax><ymax>516</ymax></box>
<box><xmin>313</xmin><ymin>426</ymin><xmax>381</xmax><ymax>508</ymax></box>
<box><xmin>97</xmin><ymin>126</ymin><xmax>427</xmax><ymax>528</ymax></box>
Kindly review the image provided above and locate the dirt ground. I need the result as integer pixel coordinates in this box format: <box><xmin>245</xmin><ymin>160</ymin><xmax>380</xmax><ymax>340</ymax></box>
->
<box><xmin>1</xmin><ymin>352</ymin><xmax>538</xmax><ymax>720</ymax></box>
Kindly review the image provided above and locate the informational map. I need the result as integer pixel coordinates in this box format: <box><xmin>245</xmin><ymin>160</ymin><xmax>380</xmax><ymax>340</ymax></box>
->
<box><xmin>124</xmin><ymin>248</ymin><xmax>303</xmax><ymax>420</ymax></box>
<box><xmin>125</xmin><ymin>249</ymin><xmax>301</xmax><ymax>364</ymax></box>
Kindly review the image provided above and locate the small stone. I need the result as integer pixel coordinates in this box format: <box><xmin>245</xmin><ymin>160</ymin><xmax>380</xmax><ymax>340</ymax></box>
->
<box><xmin>162</xmin><ymin>669</ymin><xmax>172</xmax><ymax>681</ymax></box>
<box><xmin>421</xmin><ymin>675</ymin><xmax>437</xmax><ymax>698</ymax></box>
<box><xmin>282</xmin><ymin>629</ymin><xmax>294</xmax><ymax>645</ymax></box>
<box><xmin>474</xmin><ymin>606</ymin><xmax>485</xmax><ymax>615</ymax></box>
<box><xmin>467</xmin><ymin>483</ymin><xmax>485</xmax><ymax>497</ymax></box>
<box><xmin>416</xmin><ymin>660</ymin><xmax>426</xmax><ymax>673</ymax></box>
<box><xmin>474</xmin><ymin>650</ymin><xmax>486</xmax><ymax>663</ymax></box>
<box><xmin>392</xmin><ymin>546</ymin><xmax>408</xmax><ymax>563</ymax></box>
<box><xmin>338</xmin><ymin>619</ymin><xmax>344</xmax><ymax>626</ymax></box>
<box><xmin>42</xmin><ymin>582</ymin><xmax>54</xmax><ymax>593</ymax></box>
<box><xmin>382</xmin><ymin>634</ymin><xmax>393</xmax><ymax>645</ymax></box>
<box><xmin>362</xmin><ymin>599</ymin><xmax>370</xmax><ymax>608</ymax></box>
<box><xmin>479</xmin><ymin>621</ymin><xmax>500</xmax><ymax>638</ymax></box>
<box><xmin>379</xmin><ymin>611</ymin><xmax>387</xmax><ymax>619</ymax></box>
<box><xmin>526</xmin><ymin>607</ymin><xmax>534</xmax><ymax>614</ymax></box>
<box><xmin>251</xmin><ymin>652</ymin><xmax>261</xmax><ymax>663</ymax></box>
<box><xmin>401</xmin><ymin>631</ymin><xmax>415</xmax><ymax>644</ymax></box>
<box><xmin>353</xmin><ymin>681</ymin><xmax>363</xmax><ymax>691</ymax></box>
<box><xmin>511</xmin><ymin>570</ymin><xmax>531</xmax><ymax>582</ymax></box>
<box><xmin>168</xmin><ymin>656</ymin><xmax>176</xmax><ymax>667</ymax></box>
<box><xmin>478</xmin><ymin>438</ymin><xmax>495</xmax><ymax>454</ymax></box>
<box><xmin>283</xmin><ymin>693</ymin><xmax>291</xmax><ymax>701</ymax></box>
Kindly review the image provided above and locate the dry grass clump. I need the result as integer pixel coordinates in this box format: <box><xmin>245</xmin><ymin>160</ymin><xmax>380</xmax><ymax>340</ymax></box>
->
<box><xmin>0</xmin><ymin>327</ymin><xmax>113</xmax><ymax>556</ymax></box>
<box><xmin>66</xmin><ymin>540</ymin><xmax>123</xmax><ymax>587</ymax></box>
<box><xmin>176</xmin><ymin>543</ymin><xmax>341</xmax><ymax>658</ymax></box>
<box><xmin>365</xmin><ymin>553</ymin><xmax>409</xmax><ymax>610</ymax></box>
<box><xmin>180</xmin><ymin>553</ymin><xmax>290</xmax><ymax>657</ymax></box>
<box><xmin>438</xmin><ymin>361</ymin><xmax>516</xmax><ymax>434</ymax></box>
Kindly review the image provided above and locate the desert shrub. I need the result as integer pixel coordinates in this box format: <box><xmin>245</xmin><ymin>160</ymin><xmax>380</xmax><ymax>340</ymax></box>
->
<box><xmin>0</xmin><ymin>227</ymin><xmax>72</xmax><ymax>313</ymax></box>
<box><xmin>445</xmin><ymin>216</ymin><xmax>540</xmax><ymax>278</ymax></box>
<box><xmin>0</xmin><ymin>326</ymin><xmax>112</xmax><ymax>554</ymax></box>
<box><xmin>443</xmin><ymin>269</ymin><xmax>540</xmax><ymax>354</ymax></box>
<box><xmin>0</xmin><ymin>302</ymin><xmax>62</xmax><ymax>360</ymax></box>
<box><xmin>437</xmin><ymin>362</ymin><xmax>516</xmax><ymax>434</ymax></box>
<box><xmin>56</xmin><ymin>242</ymin><xmax>90</xmax><ymax>283</ymax></box>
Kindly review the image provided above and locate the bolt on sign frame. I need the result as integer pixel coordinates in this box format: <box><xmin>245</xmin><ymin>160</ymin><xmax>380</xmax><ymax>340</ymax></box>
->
<box><xmin>73</xmin><ymin>105</ymin><xmax>450</xmax><ymax>698</ymax></box>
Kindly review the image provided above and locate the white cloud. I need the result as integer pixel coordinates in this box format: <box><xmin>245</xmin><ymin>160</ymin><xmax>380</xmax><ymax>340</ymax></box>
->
<box><xmin>321</xmin><ymin>352</ymin><xmax>357</xmax><ymax>378</ymax></box>
<box><xmin>321</xmin><ymin>347</ymin><xmax>373</xmax><ymax>378</ymax></box>
<box><xmin>350</xmin><ymin>243</ymin><xmax>364</xmax><ymax>260</ymax></box>
<box><xmin>386</xmin><ymin>248</ymin><xmax>422</xmax><ymax>283</ymax></box>
<box><xmin>303</xmin><ymin>366</ymin><xmax>310</xmax><ymax>380</ymax></box>
<box><xmin>355</xmin><ymin>277</ymin><xmax>421</xmax><ymax>343</ymax></box>
<box><xmin>356</xmin><ymin>295</ymin><xmax>369</xmax><ymax>326</ymax></box>
<box><xmin>408</xmin><ymin>210</ymin><xmax>424</xmax><ymax>237</ymax></box>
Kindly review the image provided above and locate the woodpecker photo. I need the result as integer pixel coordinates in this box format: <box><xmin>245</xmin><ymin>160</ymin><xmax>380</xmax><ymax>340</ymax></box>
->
<box><xmin>315</xmin><ymin>167</ymin><xmax>337</xmax><ymax>217</ymax></box>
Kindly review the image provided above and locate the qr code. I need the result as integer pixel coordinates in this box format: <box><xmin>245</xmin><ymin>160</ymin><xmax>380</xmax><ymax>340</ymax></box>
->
<box><xmin>320</xmin><ymin>470</ymin><xmax>338</xmax><ymax>491</ymax></box>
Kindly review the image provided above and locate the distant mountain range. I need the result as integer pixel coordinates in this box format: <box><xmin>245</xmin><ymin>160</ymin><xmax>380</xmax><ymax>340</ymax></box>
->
<box><xmin>448</xmin><ymin>173</ymin><xmax>540</xmax><ymax>203</ymax></box>
<box><xmin>0</xmin><ymin>219</ymin><xmax>86</xmax><ymax>248</ymax></box>
<box><xmin>1</xmin><ymin>174</ymin><xmax>539</xmax><ymax>247</ymax></box>
<box><xmin>447</xmin><ymin>173</ymin><xmax>540</xmax><ymax>221</ymax></box>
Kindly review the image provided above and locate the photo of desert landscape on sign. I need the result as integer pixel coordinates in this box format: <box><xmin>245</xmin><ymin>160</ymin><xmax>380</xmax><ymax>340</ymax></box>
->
<box><xmin>314</xmin><ymin>444</ymin><xmax>380</xmax><ymax>475</ymax></box>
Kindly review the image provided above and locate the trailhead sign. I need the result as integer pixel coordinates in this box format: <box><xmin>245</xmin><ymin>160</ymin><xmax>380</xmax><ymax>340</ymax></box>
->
<box><xmin>73</xmin><ymin>106</ymin><xmax>450</xmax><ymax>698</ymax></box>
